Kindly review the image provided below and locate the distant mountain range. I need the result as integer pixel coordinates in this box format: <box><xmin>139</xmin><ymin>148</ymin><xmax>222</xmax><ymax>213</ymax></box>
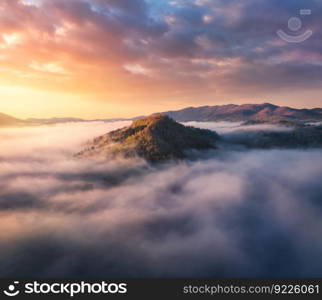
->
<box><xmin>163</xmin><ymin>103</ymin><xmax>322</xmax><ymax>123</ymax></box>
<box><xmin>1</xmin><ymin>103</ymin><xmax>322</xmax><ymax>127</ymax></box>
<box><xmin>25</xmin><ymin>117</ymin><xmax>85</xmax><ymax>125</ymax></box>
<box><xmin>0</xmin><ymin>112</ymin><xmax>26</xmax><ymax>127</ymax></box>
<box><xmin>0</xmin><ymin>115</ymin><xmax>131</xmax><ymax>127</ymax></box>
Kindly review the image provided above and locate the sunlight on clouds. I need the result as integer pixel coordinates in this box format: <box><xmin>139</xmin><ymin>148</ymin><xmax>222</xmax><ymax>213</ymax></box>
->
<box><xmin>0</xmin><ymin>0</ymin><xmax>320</xmax><ymax>118</ymax></box>
<box><xmin>55</xmin><ymin>26</ymin><xmax>68</xmax><ymax>37</ymax></box>
<box><xmin>202</xmin><ymin>15</ymin><xmax>214</xmax><ymax>23</ymax></box>
<box><xmin>29</xmin><ymin>61</ymin><xmax>66</xmax><ymax>74</ymax></box>
<box><xmin>0</xmin><ymin>33</ymin><xmax>22</xmax><ymax>49</ymax></box>
<box><xmin>20</xmin><ymin>0</ymin><xmax>41</xmax><ymax>7</ymax></box>
<box><xmin>124</xmin><ymin>64</ymin><xmax>150</xmax><ymax>76</ymax></box>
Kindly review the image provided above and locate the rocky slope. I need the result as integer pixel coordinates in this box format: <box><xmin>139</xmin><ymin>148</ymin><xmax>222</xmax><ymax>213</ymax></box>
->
<box><xmin>77</xmin><ymin>114</ymin><xmax>219</xmax><ymax>162</ymax></box>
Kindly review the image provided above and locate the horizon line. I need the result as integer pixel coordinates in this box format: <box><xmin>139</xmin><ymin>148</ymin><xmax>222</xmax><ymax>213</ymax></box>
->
<box><xmin>2</xmin><ymin>101</ymin><xmax>322</xmax><ymax>121</ymax></box>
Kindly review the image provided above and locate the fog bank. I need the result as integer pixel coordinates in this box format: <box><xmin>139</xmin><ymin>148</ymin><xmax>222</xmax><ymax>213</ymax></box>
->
<box><xmin>0</xmin><ymin>122</ymin><xmax>322</xmax><ymax>277</ymax></box>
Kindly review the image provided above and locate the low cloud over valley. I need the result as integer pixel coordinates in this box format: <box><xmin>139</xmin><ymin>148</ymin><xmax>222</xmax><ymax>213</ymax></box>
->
<box><xmin>0</xmin><ymin>121</ymin><xmax>322</xmax><ymax>277</ymax></box>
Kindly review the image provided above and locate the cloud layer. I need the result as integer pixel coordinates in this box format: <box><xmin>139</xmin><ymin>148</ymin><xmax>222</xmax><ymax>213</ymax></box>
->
<box><xmin>1</xmin><ymin>0</ymin><xmax>322</xmax><ymax>112</ymax></box>
<box><xmin>0</xmin><ymin>122</ymin><xmax>322</xmax><ymax>277</ymax></box>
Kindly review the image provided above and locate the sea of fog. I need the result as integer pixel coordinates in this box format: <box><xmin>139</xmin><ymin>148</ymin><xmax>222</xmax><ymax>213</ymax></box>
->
<box><xmin>0</xmin><ymin>121</ymin><xmax>322</xmax><ymax>277</ymax></box>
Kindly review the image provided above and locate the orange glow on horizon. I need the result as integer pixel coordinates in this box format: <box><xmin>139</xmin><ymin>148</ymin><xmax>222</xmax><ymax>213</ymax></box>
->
<box><xmin>0</xmin><ymin>0</ymin><xmax>321</xmax><ymax>119</ymax></box>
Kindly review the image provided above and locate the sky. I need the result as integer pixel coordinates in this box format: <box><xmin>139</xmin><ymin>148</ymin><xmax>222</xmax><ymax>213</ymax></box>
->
<box><xmin>0</xmin><ymin>0</ymin><xmax>322</xmax><ymax>118</ymax></box>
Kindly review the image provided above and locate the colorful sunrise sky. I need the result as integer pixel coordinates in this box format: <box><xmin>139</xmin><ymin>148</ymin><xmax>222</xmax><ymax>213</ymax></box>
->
<box><xmin>0</xmin><ymin>0</ymin><xmax>321</xmax><ymax>118</ymax></box>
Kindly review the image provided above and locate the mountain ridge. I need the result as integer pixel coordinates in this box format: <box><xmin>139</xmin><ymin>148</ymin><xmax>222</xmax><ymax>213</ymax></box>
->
<box><xmin>1</xmin><ymin>103</ymin><xmax>322</xmax><ymax>127</ymax></box>
<box><xmin>0</xmin><ymin>112</ymin><xmax>26</xmax><ymax>127</ymax></box>
<box><xmin>77</xmin><ymin>114</ymin><xmax>219</xmax><ymax>162</ymax></box>
<box><xmin>162</xmin><ymin>103</ymin><xmax>322</xmax><ymax>123</ymax></box>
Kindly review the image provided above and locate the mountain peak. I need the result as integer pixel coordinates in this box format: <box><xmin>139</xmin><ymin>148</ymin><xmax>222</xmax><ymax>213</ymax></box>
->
<box><xmin>130</xmin><ymin>113</ymin><xmax>170</xmax><ymax>128</ymax></box>
<box><xmin>78</xmin><ymin>114</ymin><xmax>219</xmax><ymax>162</ymax></box>
<box><xmin>258</xmin><ymin>102</ymin><xmax>278</xmax><ymax>108</ymax></box>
